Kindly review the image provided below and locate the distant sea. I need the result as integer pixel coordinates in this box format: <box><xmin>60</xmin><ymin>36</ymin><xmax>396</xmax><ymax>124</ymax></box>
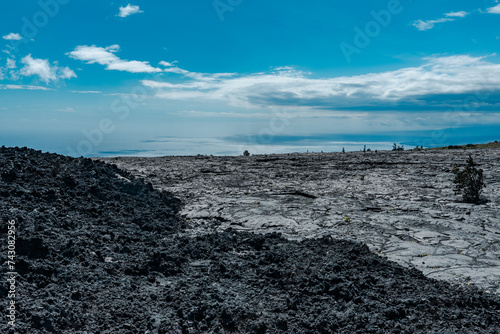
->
<box><xmin>1</xmin><ymin>125</ymin><xmax>498</xmax><ymax>157</ymax></box>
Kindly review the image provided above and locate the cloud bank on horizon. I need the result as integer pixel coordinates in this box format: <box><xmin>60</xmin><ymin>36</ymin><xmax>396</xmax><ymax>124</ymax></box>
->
<box><xmin>141</xmin><ymin>55</ymin><xmax>500</xmax><ymax>110</ymax></box>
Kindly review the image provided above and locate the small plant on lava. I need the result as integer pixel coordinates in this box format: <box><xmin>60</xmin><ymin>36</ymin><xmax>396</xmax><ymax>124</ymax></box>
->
<box><xmin>451</xmin><ymin>155</ymin><xmax>485</xmax><ymax>204</ymax></box>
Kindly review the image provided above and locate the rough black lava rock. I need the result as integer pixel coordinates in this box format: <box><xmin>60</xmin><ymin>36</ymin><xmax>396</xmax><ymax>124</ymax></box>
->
<box><xmin>0</xmin><ymin>146</ymin><xmax>499</xmax><ymax>333</ymax></box>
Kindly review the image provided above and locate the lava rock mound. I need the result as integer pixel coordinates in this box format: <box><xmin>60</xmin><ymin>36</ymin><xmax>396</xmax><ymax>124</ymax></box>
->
<box><xmin>0</xmin><ymin>147</ymin><xmax>499</xmax><ymax>333</ymax></box>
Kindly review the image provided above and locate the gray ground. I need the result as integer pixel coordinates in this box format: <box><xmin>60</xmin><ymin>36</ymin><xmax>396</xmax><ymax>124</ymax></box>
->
<box><xmin>102</xmin><ymin>148</ymin><xmax>500</xmax><ymax>295</ymax></box>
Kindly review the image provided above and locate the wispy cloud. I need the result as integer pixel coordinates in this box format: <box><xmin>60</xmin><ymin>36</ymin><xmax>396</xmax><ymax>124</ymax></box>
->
<box><xmin>2</xmin><ymin>33</ymin><xmax>22</xmax><ymax>40</ymax></box>
<box><xmin>445</xmin><ymin>11</ymin><xmax>469</xmax><ymax>18</ymax></box>
<box><xmin>68</xmin><ymin>45</ymin><xmax>237</xmax><ymax>77</ymax></box>
<box><xmin>487</xmin><ymin>4</ymin><xmax>500</xmax><ymax>14</ymax></box>
<box><xmin>20</xmin><ymin>55</ymin><xmax>77</xmax><ymax>83</ymax></box>
<box><xmin>0</xmin><ymin>84</ymin><xmax>52</xmax><ymax>90</ymax></box>
<box><xmin>6</xmin><ymin>58</ymin><xmax>16</xmax><ymax>69</ymax></box>
<box><xmin>117</xmin><ymin>4</ymin><xmax>143</xmax><ymax>18</ymax></box>
<box><xmin>70</xmin><ymin>90</ymin><xmax>102</xmax><ymax>94</ymax></box>
<box><xmin>159</xmin><ymin>61</ymin><xmax>177</xmax><ymax>67</ymax></box>
<box><xmin>67</xmin><ymin>45</ymin><xmax>163</xmax><ymax>73</ymax></box>
<box><xmin>159</xmin><ymin>61</ymin><xmax>236</xmax><ymax>80</ymax></box>
<box><xmin>412</xmin><ymin>18</ymin><xmax>453</xmax><ymax>31</ymax></box>
<box><xmin>412</xmin><ymin>10</ymin><xmax>469</xmax><ymax>31</ymax></box>
<box><xmin>142</xmin><ymin>55</ymin><xmax>500</xmax><ymax>110</ymax></box>
<box><xmin>57</xmin><ymin>107</ymin><xmax>77</xmax><ymax>112</ymax></box>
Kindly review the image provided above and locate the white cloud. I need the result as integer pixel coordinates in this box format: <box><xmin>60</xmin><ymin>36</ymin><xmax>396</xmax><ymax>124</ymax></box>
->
<box><xmin>57</xmin><ymin>107</ymin><xmax>76</xmax><ymax>112</ymax></box>
<box><xmin>6</xmin><ymin>58</ymin><xmax>16</xmax><ymax>69</ymax></box>
<box><xmin>163</xmin><ymin>66</ymin><xmax>191</xmax><ymax>75</ymax></box>
<box><xmin>487</xmin><ymin>4</ymin><xmax>500</xmax><ymax>14</ymax></box>
<box><xmin>20</xmin><ymin>56</ymin><xmax>57</xmax><ymax>83</ymax></box>
<box><xmin>68</xmin><ymin>45</ymin><xmax>163</xmax><ymax>73</ymax></box>
<box><xmin>445</xmin><ymin>11</ymin><xmax>469</xmax><ymax>18</ymax></box>
<box><xmin>117</xmin><ymin>4</ymin><xmax>143</xmax><ymax>18</ymax></box>
<box><xmin>0</xmin><ymin>84</ymin><xmax>52</xmax><ymax>90</ymax></box>
<box><xmin>60</xmin><ymin>67</ymin><xmax>77</xmax><ymax>79</ymax></box>
<box><xmin>20</xmin><ymin>55</ymin><xmax>76</xmax><ymax>83</ymax></box>
<box><xmin>413</xmin><ymin>10</ymin><xmax>469</xmax><ymax>30</ymax></box>
<box><xmin>71</xmin><ymin>90</ymin><xmax>102</xmax><ymax>94</ymax></box>
<box><xmin>68</xmin><ymin>45</ymin><xmax>120</xmax><ymax>65</ymax></box>
<box><xmin>142</xmin><ymin>55</ymin><xmax>500</xmax><ymax>110</ymax></box>
<box><xmin>2</xmin><ymin>33</ymin><xmax>22</xmax><ymax>40</ymax></box>
<box><xmin>107</xmin><ymin>60</ymin><xmax>161</xmax><ymax>73</ymax></box>
<box><xmin>412</xmin><ymin>18</ymin><xmax>454</xmax><ymax>31</ymax></box>
<box><xmin>159</xmin><ymin>61</ymin><xmax>177</xmax><ymax>67</ymax></box>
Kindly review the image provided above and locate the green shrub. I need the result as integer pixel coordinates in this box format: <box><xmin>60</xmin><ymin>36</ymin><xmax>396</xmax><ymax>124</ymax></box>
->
<box><xmin>452</xmin><ymin>155</ymin><xmax>485</xmax><ymax>204</ymax></box>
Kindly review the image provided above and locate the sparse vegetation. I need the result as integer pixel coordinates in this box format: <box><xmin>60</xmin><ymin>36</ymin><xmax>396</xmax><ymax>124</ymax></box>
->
<box><xmin>429</xmin><ymin>141</ymin><xmax>500</xmax><ymax>150</ymax></box>
<box><xmin>452</xmin><ymin>155</ymin><xmax>485</xmax><ymax>204</ymax></box>
<box><xmin>392</xmin><ymin>143</ymin><xmax>404</xmax><ymax>151</ymax></box>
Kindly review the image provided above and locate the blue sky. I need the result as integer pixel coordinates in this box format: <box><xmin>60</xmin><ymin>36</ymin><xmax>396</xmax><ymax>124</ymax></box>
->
<box><xmin>1</xmin><ymin>0</ymin><xmax>500</xmax><ymax>156</ymax></box>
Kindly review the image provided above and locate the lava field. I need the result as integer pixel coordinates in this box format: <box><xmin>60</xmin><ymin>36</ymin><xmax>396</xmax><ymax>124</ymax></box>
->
<box><xmin>1</xmin><ymin>147</ymin><xmax>499</xmax><ymax>333</ymax></box>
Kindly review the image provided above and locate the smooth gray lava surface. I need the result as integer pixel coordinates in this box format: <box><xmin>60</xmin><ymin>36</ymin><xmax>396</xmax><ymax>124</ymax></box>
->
<box><xmin>104</xmin><ymin>148</ymin><xmax>500</xmax><ymax>295</ymax></box>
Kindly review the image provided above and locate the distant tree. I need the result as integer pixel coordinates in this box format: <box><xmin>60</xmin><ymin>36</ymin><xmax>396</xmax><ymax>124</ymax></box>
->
<box><xmin>342</xmin><ymin>147</ymin><xmax>345</xmax><ymax>153</ymax></box>
<box><xmin>363</xmin><ymin>145</ymin><xmax>366</xmax><ymax>153</ymax></box>
<box><xmin>243</xmin><ymin>150</ymin><xmax>250</xmax><ymax>157</ymax></box>
<box><xmin>452</xmin><ymin>155</ymin><xmax>485</xmax><ymax>204</ymax></box>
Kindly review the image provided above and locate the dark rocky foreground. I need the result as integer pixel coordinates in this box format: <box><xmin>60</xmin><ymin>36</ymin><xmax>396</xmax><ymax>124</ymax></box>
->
<box><xmin>1</xmin><ymin>147</ymin><xmax>499</xmax><ymax>333</ymax></box>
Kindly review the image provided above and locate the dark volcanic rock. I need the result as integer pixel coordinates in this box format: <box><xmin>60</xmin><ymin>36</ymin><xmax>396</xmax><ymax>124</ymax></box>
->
<box><xmin>0</xmin><ymin>146</ymin><xmax>499</xmax><ymax>333</ymax></box>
